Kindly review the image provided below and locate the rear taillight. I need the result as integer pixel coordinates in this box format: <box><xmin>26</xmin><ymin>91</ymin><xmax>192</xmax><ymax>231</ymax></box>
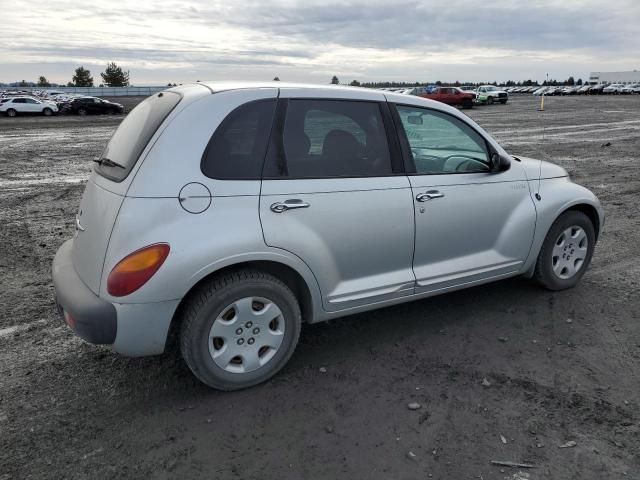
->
<box><xmin>107</xmin><ymin>244</ymin><xmax>170</xmax><ymax>297</ymax></box>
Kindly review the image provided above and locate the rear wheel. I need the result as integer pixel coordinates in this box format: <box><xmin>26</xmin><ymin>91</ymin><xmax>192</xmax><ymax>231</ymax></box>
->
<box><xmin>180</xmin><ymin>270</ymin><xmax>302</xmax><ymax>390</ymax></box>
<box><xmin>534</xmin><ymin>211</ymin><xmax>595</xmax><ymax>290</ymax></box>
<box><xmin>43</xmin><ymin>107</ymin><xmax>53</xmax><ymax>116</ymax></box>
<box><xmin>6</xmin><ymin>108</ymin><xmax>17</xmax><ymax>117</ymax></box>
<box><xmin>78</xmin><ymin>108</ymin><xmax>87</xmax><ymax>116</ymax></box>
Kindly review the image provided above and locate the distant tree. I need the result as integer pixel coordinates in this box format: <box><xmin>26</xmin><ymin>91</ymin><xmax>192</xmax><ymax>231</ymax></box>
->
<box><xmin>567</xmin><ymin>76</ymin><xmax>575</xmax><ymax>86</ymax></box>
<box><xmin>100</xmin><ymin>62</ymin><xmax>129</xmax><ymax>87</ymax></box>
<box><xmin>273</xmin><ymin>76</ymin><xmax>280</xmax><ymax>81</ymax></box>
<box><xmin>349</xmin><ymin>80</ymin><xmax>361</xmax><ymax>86</ymax></box>
<box><xmin>18</xmin><ymin>79</ymin><xmax>27</xmax><ymax>87</ymax></box>
<box><xmin>37</xmin><ymin>76</ymin><xmax>50</xmax><ymax>87</ymax></box>
<box><xmin>73</xmin><ymin>66</ymin><xmax>94</xmax><ymax>87</ymax></box>
<box><xmin>435</xmin><ymin>80</ymin><xmax>442</xmax><ymax>86</ymax></box>
<box><xmin>330</xmin><ymin>75</ymin><xmax>339</xmax><ymax>85</ymax></box>
<box><xmin>66</xmin><ymin>81</ymin><xmax>74</xmax><ymax>87</ymax></box>
<box><xmin>454</xmin><ymin>80</ymin><xmax>460</xmax><ymax>86</ymax></box>
<box><xmin>576</xmin><ymin>78</ymin><xmax>583</xmax><ymax>86</ymax></box>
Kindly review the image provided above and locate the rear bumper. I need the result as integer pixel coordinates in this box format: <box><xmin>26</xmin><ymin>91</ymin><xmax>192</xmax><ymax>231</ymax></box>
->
<box><xmin>52</xmin><ymin>239</ymin><xmax>117</xmax><ymax>344</ymax></box>
<box><xmin>53</xmin><ymin>239</ymin><xmax>181</xmax><ymax>356</ymax></box>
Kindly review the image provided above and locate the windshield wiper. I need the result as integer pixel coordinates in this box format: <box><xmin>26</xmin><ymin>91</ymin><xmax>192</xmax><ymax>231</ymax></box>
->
<box><xmin>93</xmin><ymin>157</ymin><xmax>125</xmax><ymax>169</ymax></box>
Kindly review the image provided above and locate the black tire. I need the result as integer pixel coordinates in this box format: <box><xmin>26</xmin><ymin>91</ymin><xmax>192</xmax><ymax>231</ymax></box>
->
<box><xmin>6</xmin><ymin>108</ymin><xmax>17</xmax><ymax>117</ymax></box>
<box><xmin>180</xmin><ymin>270</ymin><xmax>302</xmax><ymax>390</ymax></box>
<box><xmin>462</xmin><ymin>98</ymin><xmax>473</xmax><ymax>109</ymax></box>
<box><xmin>500</xmin><ymin>99</ymin><xmax>507</xmax><ymax>104</ymax></box>
<box><xmin>487</xmin><ymin>96</ymin><xmax>494</xmax><ymax>105</ymax></box>
<box><xmin>534</xmin><ymin>210</ymin><xmax>595</xmax><ymax>291</ymax></box>
<box><xmin>43</xmin><ymin>107</ymin><xmax>53</xmax><ymax>116</ymax></box>
<box><xmin>78</xmin><ymin>108</ymin><xmax>87</xmax><ymax>116</ymax></box>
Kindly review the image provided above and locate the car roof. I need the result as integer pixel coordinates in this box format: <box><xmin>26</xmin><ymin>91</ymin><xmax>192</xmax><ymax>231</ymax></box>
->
<box><xmin>194</xmin><ymin>81</ymin><xmax>387</xmax><ymax>100</ymax></box>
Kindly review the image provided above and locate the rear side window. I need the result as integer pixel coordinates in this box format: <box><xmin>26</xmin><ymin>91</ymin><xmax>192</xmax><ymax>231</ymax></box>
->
<box><xmin>201</xmin><ymin>100</ymin><xmax>276</xmax><ymax>180</ymax></box>
<box><xmin>271</xmin><ymin>99</ymin><xmax>392</xmax><ymax>178</ymax></box>
<box><xmin>96</xmin><ymin>91</ymin><xmax>181</xmax><ymax>182</ymax></box>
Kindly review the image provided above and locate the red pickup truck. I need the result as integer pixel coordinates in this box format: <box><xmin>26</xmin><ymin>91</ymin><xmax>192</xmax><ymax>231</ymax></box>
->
<box><xmin>420</xmin><ymin>87</ymin><xmax>476</xmax><ymax>109</ymax></box>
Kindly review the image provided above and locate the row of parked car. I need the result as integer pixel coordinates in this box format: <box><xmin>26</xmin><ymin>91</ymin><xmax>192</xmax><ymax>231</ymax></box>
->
<box><xmin>0</xmin><ymin>90</ymin><xmax>125</xmax><ymax>117</ymax></box>
<box><xmin>384</xmin><ymin>85</ymin><xmax>509</xmax><ymax>109</ymax></box>
<box><xmin>507</xmin><ymin>83</ymin><xmax>640</xmax><ymax>95</ymax></box>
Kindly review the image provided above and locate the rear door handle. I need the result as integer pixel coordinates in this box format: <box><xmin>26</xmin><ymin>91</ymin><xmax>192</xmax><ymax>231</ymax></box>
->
<box><xmin>416</xmin><ymin>190</ymin><xmax>445</xmax><ymax>202</ymax></box>
<box><xmin>270</xmin><ymin>199</ymin><xmax>310</xmax><ymax>213</ymax></box>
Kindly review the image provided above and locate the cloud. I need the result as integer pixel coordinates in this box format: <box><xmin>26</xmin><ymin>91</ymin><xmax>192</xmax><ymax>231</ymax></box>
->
<box><xmin>0</xmin><ymin>0</ymin><xmax>638</xmax><ymax>84</ymax></box>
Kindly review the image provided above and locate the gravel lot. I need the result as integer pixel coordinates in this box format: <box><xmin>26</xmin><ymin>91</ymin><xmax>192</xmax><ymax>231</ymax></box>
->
<box><xmin>1</xmin><ymin>95</ymin><xmax>639</xmax><ymax>480</ymax></box>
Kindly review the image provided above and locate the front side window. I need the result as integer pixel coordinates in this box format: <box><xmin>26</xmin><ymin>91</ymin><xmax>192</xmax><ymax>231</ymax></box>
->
<box><xmin>201</xmin><ymin>99</ymin><xmax>276</xmax><ymax>180</ymax></box>
<box><xmin>274</xmin><ymin>99</ymin><xmax>392</xmax><ymax>178</ymax></box>
<box><xmin>396</xmin><ymin>105</ymin><xmax>489</xmax><ymax>174</ymax></box>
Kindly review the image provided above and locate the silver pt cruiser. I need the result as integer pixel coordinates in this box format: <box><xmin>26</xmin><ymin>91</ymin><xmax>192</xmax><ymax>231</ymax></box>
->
<box><xmin>53</xmin><ymin>82</ymin><xmax>604</xmax><ymax>390</ymax></box>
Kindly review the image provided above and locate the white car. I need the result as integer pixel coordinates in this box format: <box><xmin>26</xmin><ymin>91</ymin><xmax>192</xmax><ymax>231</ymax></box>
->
<box><xmin>0</xmin><ymin>96</ymin><xmax>58</xmax><ymax>117</ymax></box>
<box><xmin>532</xmin><ymin>87</ymin><xmax>548</xmax><ymax>96</ymax></box>
<box><xmin>603</xmin><ymin>84</ymin><xmax>631</xmax><ymax>94</ymax></box>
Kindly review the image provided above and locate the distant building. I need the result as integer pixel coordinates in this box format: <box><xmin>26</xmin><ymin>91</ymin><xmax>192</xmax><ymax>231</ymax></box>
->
<box><xmin>588</xmin><ymin>70</ymin><xmax>640</xmax><ymax>85</ymax></box>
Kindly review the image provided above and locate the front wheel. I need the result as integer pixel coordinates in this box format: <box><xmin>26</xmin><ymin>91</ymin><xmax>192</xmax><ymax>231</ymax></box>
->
<box><xmin>180</xmin><ymin>270</ymin><xmax>302</xmax><ymax>390</ymax></box>
<box><xmin>500</xmin><ymin>99</ymin><xmax>507</xmax><ymax>104</ymax></box>
<box><xmin>43</xmin><ymin>107</ymin><xmax>53</xmax><ymax>116</ymax></box>
<box><xmin>77</xmin><ymin>108</ymin><xmax>87</xmax><ymax>116</ymax></box>
<box><xmin>487</xmin><ymin>96</ymin><xmax>494</xmax><ymax>105</ymax></box>
<box><xmin>534</xmin><ymin>211</ymin><xmax>595</xmax><ymax>290</ymax></box>
<box><xmin>6</xmin><ymin>108</ymin><xmax>17</xmax><ymax>117</ymax></box>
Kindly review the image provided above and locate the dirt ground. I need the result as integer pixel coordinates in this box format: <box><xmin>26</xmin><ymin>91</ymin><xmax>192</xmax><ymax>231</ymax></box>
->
<box><xmin>0</xmin><ymin>95</ymin><xmax>639</xmax><ymax>480</ymax></box>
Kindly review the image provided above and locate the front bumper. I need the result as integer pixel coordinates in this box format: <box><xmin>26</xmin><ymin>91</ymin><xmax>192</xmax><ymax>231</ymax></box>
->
<box><xmin>52</xmin><ymin>239</ymin><xmax>117</xmax><ymax>344</ymax></box>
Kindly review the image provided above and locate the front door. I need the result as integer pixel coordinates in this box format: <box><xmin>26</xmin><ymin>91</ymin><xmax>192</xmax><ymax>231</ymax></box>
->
<box><xmin>393</xmin><ymin>103</ymin><xmax>537</xmax><ymax>292</ymax></box>
<box><xmin>260</xmin><ymin>96</ymin><xmax>416</xmax><ymax>311</ymax></box>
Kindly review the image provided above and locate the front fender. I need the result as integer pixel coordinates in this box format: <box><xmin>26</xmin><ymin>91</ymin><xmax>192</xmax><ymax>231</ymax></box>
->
<box><xmin>522</xmin><ymin>178</ymin><xmax>604</xmax><ymax>276</ymax></box>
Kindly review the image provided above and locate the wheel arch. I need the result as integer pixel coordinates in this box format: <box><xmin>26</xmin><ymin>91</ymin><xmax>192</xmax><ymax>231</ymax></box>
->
<box><xmin>523</xmin><ymin>186</ymin><xmax>604</xmax><ymax>278</ymax></box>
<box><xmin>165</xmin><ymin>258</ymin><xmax>319</xmax><ymax>351</ymax></box>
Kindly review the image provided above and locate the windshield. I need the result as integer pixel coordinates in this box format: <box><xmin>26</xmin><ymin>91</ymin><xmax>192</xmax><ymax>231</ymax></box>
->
<box><xmin>96</xmin><ymin>91</ymin><xmax>181</xmax><ymax>182</ymax></box>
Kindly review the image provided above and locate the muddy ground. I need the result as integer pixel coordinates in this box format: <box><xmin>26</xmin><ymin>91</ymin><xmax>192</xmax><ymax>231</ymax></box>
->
<box><xmin>0</xmin><ymin>95</ymin><xmax>639</xmax><ymax>480</ymax></box>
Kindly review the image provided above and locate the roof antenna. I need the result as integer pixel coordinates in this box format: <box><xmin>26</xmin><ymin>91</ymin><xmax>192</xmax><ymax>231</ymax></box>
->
<box><xmin>535</xmin><ymin>74</ymin><xmax>548</xmax><ymax>201</ymax></box>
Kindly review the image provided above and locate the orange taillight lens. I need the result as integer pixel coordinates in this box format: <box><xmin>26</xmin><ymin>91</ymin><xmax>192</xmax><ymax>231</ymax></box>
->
<box><xmin>107</xmin><ymin>243</ymin><xmax>170</xmax><ymax>297</ymax></box>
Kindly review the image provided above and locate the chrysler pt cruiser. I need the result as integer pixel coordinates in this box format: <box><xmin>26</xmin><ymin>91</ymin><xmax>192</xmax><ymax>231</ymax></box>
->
<box><xmin>52</xmin><ymin>82</ymin><xmax>604</xmax><ymax>390</ymax></box>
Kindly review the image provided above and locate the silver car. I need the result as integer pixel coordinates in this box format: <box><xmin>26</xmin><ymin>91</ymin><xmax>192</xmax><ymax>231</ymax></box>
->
<box><xmin>52</xmin><ymin>82</ymin><xmax>604</xmax><ymax>390</ymax></box>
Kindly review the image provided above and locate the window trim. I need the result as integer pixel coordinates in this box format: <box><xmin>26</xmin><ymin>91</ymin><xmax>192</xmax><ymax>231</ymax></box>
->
<box><xmin>390</xmin><ymin>102</ymin><xmax>496</xmax><ymax>176</ymax></box>
<box><xmin>199</xmin><ymin>98</ymin><xmax>278</xmax><ymax>181</ymax></box>
<box><xmin>262</xmin><ymin>97</ymin><xmax>405</xmax><ymax>180</ymax></box>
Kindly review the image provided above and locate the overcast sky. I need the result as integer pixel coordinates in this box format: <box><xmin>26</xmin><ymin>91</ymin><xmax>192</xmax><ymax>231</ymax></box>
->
<box><xmin>1</xmin><ymin>0</ymin><xmax>638</xmax><ymax>85</ymax></box>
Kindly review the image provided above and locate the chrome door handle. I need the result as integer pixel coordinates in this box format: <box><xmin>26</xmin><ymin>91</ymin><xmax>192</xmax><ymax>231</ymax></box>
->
<box><xmin>416</xmin><ymin>190</ymin><xmax>445</xmax><ymax>202</ymax></box>
<box><xmin>270</xmin><ymin>200</ymin><xmax>310</xmax><ymax>213</ymax></box>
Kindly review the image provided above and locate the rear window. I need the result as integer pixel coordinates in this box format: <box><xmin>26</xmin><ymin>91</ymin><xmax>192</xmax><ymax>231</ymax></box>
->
<box><xmin>96</xmin><ymin>91</ymin><xmax>181</xmax><ymax>182</ymax></box>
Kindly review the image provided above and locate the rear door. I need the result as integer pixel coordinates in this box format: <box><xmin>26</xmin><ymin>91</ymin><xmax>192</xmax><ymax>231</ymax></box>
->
<box><xmin>260</xmin><ymin>93</ymin><xmax>415</xmax><ymax>311</ymax></box>
<box><xmin>392</xmin><ymin>103</ymin><xmax>536</xmax><ymax>292</ymax></box>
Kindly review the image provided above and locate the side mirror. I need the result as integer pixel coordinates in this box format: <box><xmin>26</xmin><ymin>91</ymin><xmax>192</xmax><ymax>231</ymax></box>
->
<box><xmin>490</xmin><ymin>152</ymin><xmax>511</xmax><ymax>173</ymax></box>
